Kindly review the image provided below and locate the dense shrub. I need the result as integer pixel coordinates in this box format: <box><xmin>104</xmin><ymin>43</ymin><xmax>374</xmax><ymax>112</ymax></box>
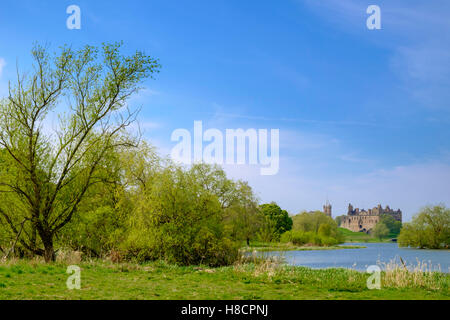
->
<box><xmin>398</xmin><ymin>205</ymin><xmax>450</xmax><ymax>249</ymax></box>
<box><xmin>259</xmin><ymin>203</ymin><xmax>293</xmax><ymax>241</ymax></box>
<box><xmin>280</xmin><ymin>230</ymin><xmax>310</xmax><ymax>245</ymax></box>
<box><xmin>281</xmin><ymin>211</ymin><xmax>344</xmax><ymax>246</ymax></box>
<box><xmin>120</xmin><ymin>165</ymin><xmax>240</xmax><ymax>266</ymax></box>
<box><xmin>280</xmin><ymin>230</ymin><xmax>341</xmax><ymax>246</ymax></box>
<box><xmin>380</xmin><ymin>215</ymin><xmax>402</xmax><ymax>236</ymax></box>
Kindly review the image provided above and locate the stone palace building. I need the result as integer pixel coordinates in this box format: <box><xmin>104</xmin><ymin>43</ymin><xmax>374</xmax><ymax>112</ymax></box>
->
<box><xmin>340</xmin><ymin>203</ymin><xmax>402</xmax><ymax>233</ymax></box>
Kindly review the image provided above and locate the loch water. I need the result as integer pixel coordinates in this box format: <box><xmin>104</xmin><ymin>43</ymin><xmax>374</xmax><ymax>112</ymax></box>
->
<box><xmin>264</xmin><ymin>243</ymin><xmax>450</xmax><ymax>272</ymax></box>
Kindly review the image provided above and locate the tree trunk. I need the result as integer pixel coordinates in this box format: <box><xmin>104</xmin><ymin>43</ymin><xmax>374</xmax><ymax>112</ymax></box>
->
<box><xmin>42</xmin><ymin>235</ymin><xmax>56</xmax><ymax>262</ymax></box>
<box><xmin>246</xmin><ymin>237</ymin><xmax>250</xmax><ymax>246</ymax></box>
<box><xmin>43</xmin><ymin>244</ymin><xmax>55</xmax><ymax>262</ymax></box>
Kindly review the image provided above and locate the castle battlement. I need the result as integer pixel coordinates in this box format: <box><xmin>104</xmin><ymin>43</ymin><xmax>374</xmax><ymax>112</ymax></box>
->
<box><xmin>341</xmin><ymin>203</ymin><xmax>402</xmax><ymax>233</ymax></box>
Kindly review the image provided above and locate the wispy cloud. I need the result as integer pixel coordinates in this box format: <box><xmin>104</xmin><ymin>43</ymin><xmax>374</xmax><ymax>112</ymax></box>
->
<box><xmin>300</xmin><ymin>0</ymin><xmax>450</xmax><ymax>109</ymax></box>
<box><xmin>222</xmin><ymin>156</ymin><xmax>450</xmax><ymax>221</ymax></box>
<box><xmin>330</xmin><ymin>162</ymin><xmax>450</xmax><ymax>220</ymax></box>
<box><xmin>338</xmin><ymin>153</ymin><xmax>370</xmax><ymax>163</ymax></box>
<box><xmin>126</xmin><ymin>120</ymin><xmax>164</xmax><ymax>139</ymax></box>
<box><xmin>210</xmin><ymin>111</ymin><xmax>385</xmax><ymax>127</ymax></box>
<box><xmin>0</xmin><ymin>58</ymin><xmax>6</xmax><ymax>78</ymax></box>
<box><xmin>126</xmin><ymin>86</ymin><xmax>162</xmax><ymax>107</ymax></box>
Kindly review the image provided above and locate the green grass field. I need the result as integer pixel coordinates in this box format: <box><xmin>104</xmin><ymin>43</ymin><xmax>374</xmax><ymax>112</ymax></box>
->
<box><xmin>338</xmin><ymin>228</ymin><xmax>395</xmax><ymax>243</ymax></box>
<box><xmin>0</xmin><ymin>260</ymin><xmax>448</xmax><ymax>300</ymax></box>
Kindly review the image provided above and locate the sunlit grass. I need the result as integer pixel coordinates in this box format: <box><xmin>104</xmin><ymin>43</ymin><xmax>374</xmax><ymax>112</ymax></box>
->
<box><xmin>0</xmin><ymin>258</ymin><xmax>448</xmax><ymax>300</ymax></box>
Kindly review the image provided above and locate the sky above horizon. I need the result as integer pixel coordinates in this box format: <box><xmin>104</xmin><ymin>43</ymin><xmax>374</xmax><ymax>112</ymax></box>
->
<box><xmin>1</xmin><ymin>0</ymin><xmax>450</xmax><ymax>221</ymax></box>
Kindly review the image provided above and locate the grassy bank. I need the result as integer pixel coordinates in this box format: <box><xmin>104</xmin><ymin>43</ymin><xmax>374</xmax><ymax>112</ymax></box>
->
<box><xmin>0</xmin><ymin>259</ymin><xmax>448</xmax><ymax>300</ymax></box>
<box><xmin>339</xmin><ymin>228</ymin><xmax>396</xmax><ymax>243</ymax></box>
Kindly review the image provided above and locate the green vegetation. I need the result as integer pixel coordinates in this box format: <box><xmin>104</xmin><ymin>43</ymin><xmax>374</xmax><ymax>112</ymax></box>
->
<box><xmin>373</xmin><ymin>222</ymin><xmax>390</xmax><ymax>240</ymax></box>
<box><xmin>0</xmin><ymin>259</ymin><xmax>447</xmax><ymax>300</ymax></box>
<box><xmin>371</xmin><ymin>215</ymin><xmax>403</xmax><ymax>240</ymax></box>
<box><xmin>281</xmin><ymin>211</ymin><xmax>344</xmax><ymax>246</ymax></box>
<box><xmin>399</xmin><ymin>205</ymin><xmax>450</xmax><ymax>249</ymax></box>
<box><xmin>337</xmin><ymin>214</ymin><xmax>403</xmax><ymax>243</ymax></box>
<box><xmin>0</xmin><ymin>43</ymin><xmax>275</xmax><ymax>267</ymax></box>
<box><xmin>243</xmin><ymin>242</ymin><xmax>365</xmax><ymax>252</ymax></box>
<box><xmin>338</xmin><ymin>228</ymin><xmax>393</xmax><ymax>243</ymax></box>
<box><xmin>380</xmin><ymin>215</ymin><xmax>403</xmax><ymax>236</ymax></box>
<box><xmin>335</xmin><ymin>215</ymin><xmax>346</xmax><ymax>227</ymax></box>
<box><xmin>0</xmin><ymin>43</ymin><xmax>449</xmax><ymax>300</ymax></box>
<box><xmin>0</xmin><ymin>42</ymin><xmax>160</xmax><ymax>262</ymax></box>
<box><xmin>258</xmin><ymin>203</ymin><xmax>293</xmax><ymax>242</ymax></box>
<box><xmin>1</xmin><ymin>146</ymin><xmax>267</xmax><ymax>266</ymax></box>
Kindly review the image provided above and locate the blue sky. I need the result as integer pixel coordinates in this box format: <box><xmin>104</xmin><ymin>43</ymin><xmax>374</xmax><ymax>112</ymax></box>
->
<box><xmin>1</xmin><ymin>0</ymin><xmax>450</xmax><ymax>220</ymax></box>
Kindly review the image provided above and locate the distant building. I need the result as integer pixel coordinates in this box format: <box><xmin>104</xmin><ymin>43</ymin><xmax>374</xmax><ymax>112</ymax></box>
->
<box><xmin>323</xmin><ymin>201</ymin><xmax>332</xmax><ymax>217</ymax></box>
<box><xmin>340</xmin><ymin>203</ymin><xmax>402</xmax><ymax>233</ymax></box>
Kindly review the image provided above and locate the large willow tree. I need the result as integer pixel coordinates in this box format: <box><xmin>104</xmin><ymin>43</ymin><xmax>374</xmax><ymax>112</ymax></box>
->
<box><xmin>0</xmin><ymin>43</ymin><xmax>159</xmax><ymax>261</ymax></box>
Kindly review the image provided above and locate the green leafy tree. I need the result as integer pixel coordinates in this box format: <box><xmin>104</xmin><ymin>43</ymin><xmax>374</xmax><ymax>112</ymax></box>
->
<box><xmin>259</xmin><ymin>202</ymin><xmax>293</xmax><ymax>241</ymax></box>
<box><xmin>398</xmin><ymin>205</ymin><xmax>450</xmax><ymax>249</ymax></box>
<box><xmin>293</xmin><ymin>211</ymin><xmax>337</xmax><ymax>234</ymax></box>
<box><xmin>318</xmin><ymin>223</ymin><xmax>332</xmax><ymax>237</ymax></box>
<box><xmin>186</xmin><ymin>163</ymin><xmax>262</xmax><ymax>246</ymax></box>
<box><xmin>0</xmin><ymin>42</ymin><xmax>160</xmax><ymax>262</ymax></box>
<box><xmin>373</xmin><ymin>222</ymin><xmax>389</xmax><ymax>240</ymax></box>
<box><xmin>287</xmin><ymin>211</ymin><xmax>343</xmax><ymax>246</ymax></box>
<box><xmin>189</xmin><ymin>163</ymin><xmax>238</xmax><ymax>209</ymax></box>
<box><xmin>380</xmin><ymin>215</ymin><xmax>402</xmax><ymax>236</ymax></box>
<box><xmin>57</xmin><ymin>144</ymin><xmax>132</xmax><ymax>257</ymax></box>
<box><xmin>257</xmin><ymin>216</ymin><xmax>278</xmax><ymax>243</ymax></box>
<box><xmin>224</xmin><ymin>181</ymin><xmax>262</xmax><ymax>246</ymax></box>
<box><xmin>123</xmin><ymin>164</ymin><xmax>238</xmax><ymax>266</ymax></box>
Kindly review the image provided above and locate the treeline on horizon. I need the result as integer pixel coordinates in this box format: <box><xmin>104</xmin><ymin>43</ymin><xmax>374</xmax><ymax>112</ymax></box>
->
<box><xmin>397</xmin><ymin>205</ymin><xmax>450</xmax><ymax>249</ymax></box>
<box><xmin>336</xmin><ymin>208</ymin><xmax>449</xmax><ymax>249</ymax></box>
<box><xmin>0</xmin><ymin>43</ymin><xmax>448</xmax><ymax>267</ymax></box>
<box><xmin>0</xmin><ymin>136</ymin><xmax>345</xmax><ymax>265</ymax></box>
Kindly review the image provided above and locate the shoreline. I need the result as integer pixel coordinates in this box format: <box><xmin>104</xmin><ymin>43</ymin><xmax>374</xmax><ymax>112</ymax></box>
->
<box><xmin>242</xmin><ymin>244</ymin><xmax>366</xmax><ymax>252</ymax></box>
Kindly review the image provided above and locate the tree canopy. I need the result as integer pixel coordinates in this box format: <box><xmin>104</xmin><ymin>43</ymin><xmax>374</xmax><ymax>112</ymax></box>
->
<box><xmin>259</xmin><ymin>202</ymin><xmax>293</xmax><ymax>241</ymax></box>
<box><xmin>398</xmin><ymin>205</ymin><xmax>450</xmax><ymax>249</ymax></box>
<box><xmin>0</xmin><ymin>42</ymin><xmax>160</xmax><ymax>261</ymax></box>
<box><xmin>283</xmin><ymin>211</ymin><xmax>344</xmax><ymax>246</ymax></box>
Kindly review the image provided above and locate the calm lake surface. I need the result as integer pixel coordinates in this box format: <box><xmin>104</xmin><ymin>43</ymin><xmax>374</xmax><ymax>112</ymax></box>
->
<box><xmin>264</xmin><ymin>243</ymin><xmax>450</xmax><ymax>273</ymax></box>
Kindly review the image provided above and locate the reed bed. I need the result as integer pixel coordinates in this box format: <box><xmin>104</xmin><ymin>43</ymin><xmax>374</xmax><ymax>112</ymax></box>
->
<box><xmin>380</xmin><ymin>256</ymin><xmax>448</xmax><ymax>291</ymax></box>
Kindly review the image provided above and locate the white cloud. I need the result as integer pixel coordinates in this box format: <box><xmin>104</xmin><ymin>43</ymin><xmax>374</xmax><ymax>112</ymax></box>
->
<box><xmin>125</xmin><ymin>86</ymin><xmax>162</xmax><ymax>108</ymax></box>
<box><xmin>390</xmin><ymin>43</ymin><xmax>450</xmax><ymax>108</ymax></box>
<box><xmin>136</xmin><ymin>109</ymin><xmax>450</xmax><ymax>222</ymax></box>
<box><xmin>221</xmin><ymin>157</ymin><xmax>450</xmax><ymax>222</ymax></box>
<box><xmin>328</xmin><ymin>162</ymin><xmax>450</xmax><ymax>221</ymax></box>
<box><xmin>0</xmin><ymin>58</ymin><xmax>6</xmax><ymax>78</ymax></box>
<box><xmin>133</xmin><ymin>120</ymin><xmax>162</xmax><ymax>131</ymax></box>
<box><xmin>338</xmin><ymin>153</ymin><xmax>369</xmax><ymax>163</ymax></box>
<box><xmin>209</xmin><ymin>111</ymin><xmax>383</xmax><ymax>128</ymax></box>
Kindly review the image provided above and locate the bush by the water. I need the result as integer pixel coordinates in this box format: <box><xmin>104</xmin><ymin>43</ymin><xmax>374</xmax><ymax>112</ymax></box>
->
<box><xmin>398</xmin><ymin>205</ymin><xmax>450</xmax><ymax>249</ymax></box>
<box><xmin>119</xmin><ymin>164</ymin><xmax>240</xmax><ymax>266</ymax></box>
<box><xmin>280</xmin><ymin>211</ymin><xmax>344</xmax><ymax>246</ymax></box>
<box><xmin>258</xmin><ymin>203</ymin><xmax>293</xmax><ymax>242</ymax></box>
<box><xmin>280</xmin><ymin>230</ymin><xmax>341</xmax><ymax>246</ymax></box>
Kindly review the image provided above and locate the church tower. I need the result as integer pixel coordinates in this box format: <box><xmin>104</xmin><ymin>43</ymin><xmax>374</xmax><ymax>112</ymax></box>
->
<box><xmin>323</xmin><ymin>201</ymin><xmax>332</xmax><ymax>217</ymax></box>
